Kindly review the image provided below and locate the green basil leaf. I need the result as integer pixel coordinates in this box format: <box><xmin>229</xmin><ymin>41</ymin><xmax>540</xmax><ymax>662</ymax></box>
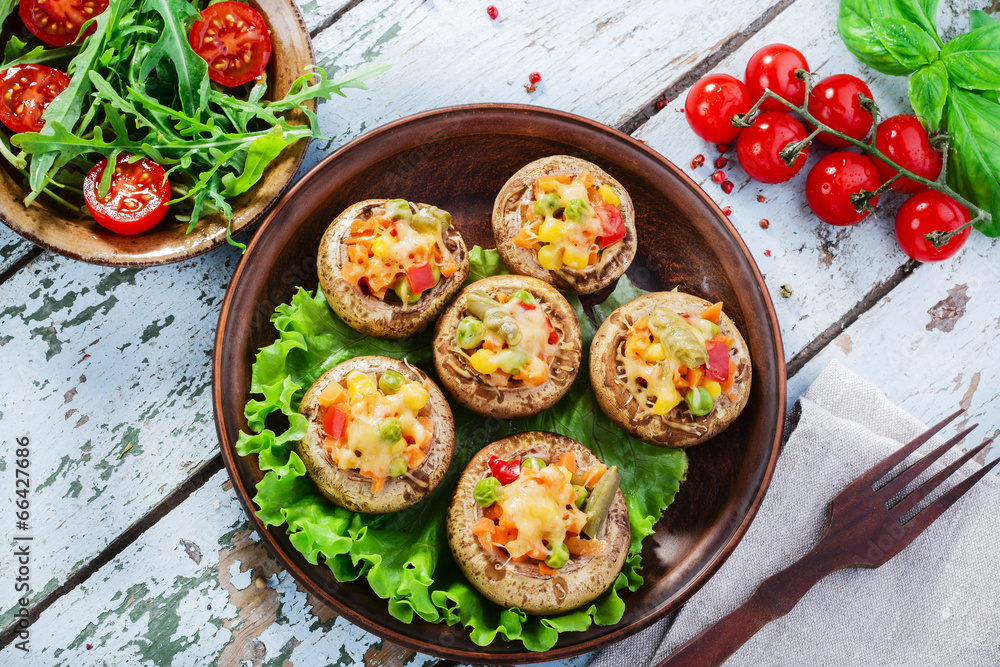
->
<box><xmin>838</xmin><ymin>0</ymin><xmax>942</xmax><ymax>75</ymax></box>
<box><xmin>969</xmin><ymin>9</ymin><xmax>995</xmax><ymax>32</ymax></box>
<box><xmin>941</xmin><ymin>22</ymin><xmax>1000</xmax><ymax>90</ymax></box>
<box><xmin>220</xmin><ymin>125</ymin><xmax>293</xmax><ymax>197</ymax></box>
<box><xmin>908</xmin><ymin>60</ymin><xmax>949</xmax><ymax>130</ymax></box>
<box><xmin>870</xmin><ymin>17</ymin><xmax>939</xmax><ymax>69</ymax></box>
<box><xmin>139</xmin><ymin>0</ymin><xmax>209</xmax><ymax>118</ymax></box>
<box><xmin>0</xmin><ymin>0</ymin><xmax>16</xmax><ymax>27</ymax></box>
<box><xmin>945</xmin><ymin>88</ymin><xmax>1000</xmax><ymax>236</ymax></box>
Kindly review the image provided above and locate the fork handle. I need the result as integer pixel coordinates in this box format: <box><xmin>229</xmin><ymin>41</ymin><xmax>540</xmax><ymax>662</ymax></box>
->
<box><xmin>656</xmin><ymin>547</ymin><xmax>842</xmax><ymax>667</ymax></box>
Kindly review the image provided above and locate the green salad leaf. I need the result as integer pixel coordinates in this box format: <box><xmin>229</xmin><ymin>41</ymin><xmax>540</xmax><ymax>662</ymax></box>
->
<box><xmin>907</xmin><ymin>60</ymin><xmax>948</xmax><ymax>130</ymax></box>
<box><xmin>236</xmin><ymin>248</ymin><xmax>687</xmax><ymax>651</ymax></box>
<box><xmin>944</xmin><ymin>89</ymin><xmax>1000</xmax><ymax>236</ymax></box>
<box><xmin>940</xmin><ymin>21</ymin><xmax>1000</xmax><ymax>91</ymax></box>
<box><xmin>838</xmin><ymin>0</ymin><xmax>942</xmax><ymax>76</ymax></box>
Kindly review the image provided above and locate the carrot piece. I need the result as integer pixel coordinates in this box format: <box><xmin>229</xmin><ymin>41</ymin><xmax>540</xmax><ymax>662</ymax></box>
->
<box><xmin>575</xmin><ymin>170</ymin><xmax>595</xmax><ymax>187</ymax></box>
<box><xmin>495</xmin><ymin>292</ymin><xmax>509</xmax><ymax>303</ymax></box>
<box><xmin>403</xmin><ymin>446</ymin><xmax>426</xmax><ymax>468</ymax></box>
<box><xmin>472</xmin><ymin>518</ymin><xmax>496</xmax><ymax>551</ymax></box>
<box><xmin>537</xmin><ymin>174</ymin><xmax>572</xmax><ymax>190</ymax></box>
<box><xmin>582</xmin><ymin>464</ymin><xmax>607</xmax><ymax>490</ymax></box>
<box><xmin>539</xmin><ymin>561</ymin><xmax>558</xmax><ymax>576</ymax></box>
<box><xmin>566</xmin><ymin>536</ymin><xmax>605</xmax><ymax>556</ymax></box>
<box><xmin>728</xmin><ymin>392</ymin><xmax>739</xmax><ymax>402</ymax></box>
<box><xmin>721</xmin><ymin>360</ymin><xmax>738</xmax><ymax>393</ymax></box>
<box><xmin>557</xmin><ymin>452</ymin><xmax>577</xmax><ymax>473</ymax></box>
<box><xmin>438</xmin><ymin>256</ymin><xmax>459</xmax><ymax>277</ymax></box>
<box><xmin>687</xmin><ymin>366</ymin><xmax>705</xmax><ymax>388</ymax></box>
<box><xmin>482</xmin><ymin>334</ymin><xmax>504</xmax><ymax>352</ymax></box>
<box><xmin>634</xmin><ymin>316</ymin><xmax>648</xmax><ymax>329</ymax></box>
<box><xmin>483</xmin><ymin>504</ymin><xmax>503</xmax><ymax>521</ymax></box>
<box><xmin>350</xmin><ymin>218</ymin><xmax>377</xmax><ymax>236</ymax></box>
<box><xmin>369</xmin><ymin>474</ymin><xmax>386</xmax><ymax>495</ymax></box>
<box><xmin>513</xmin><ymin>228</ymin><xmax>540</xmax><ymax>250</ymax></box>
<box><xmin>701</xmin><ymin>301</ymin><xmax>724</xmax><ymax>323</ymax></box>
<box><xmin>494</xmin><ymin>526</ymin><xmax>515</xmax><ymax>545</ymax></box>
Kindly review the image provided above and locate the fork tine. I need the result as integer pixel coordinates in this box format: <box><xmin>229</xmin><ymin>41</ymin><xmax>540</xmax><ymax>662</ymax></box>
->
<box><xmin>852</xmin><ymin>408</ymin><xmax>964</xmax><ymax>489</ymax></box>
<box><xmin>902</xmin><ymin>456</ymin><xmax>1000</xmax><ymax>534</ymax></box>
<box><xmin>878</xmin><ymin>424</ymin><xmax>978</xmax><ymax>499</ymax></box>
<box><xmin>891</xmin><ymin>438</ymin><xmax>994</xmax><ymax>518</ymax></box>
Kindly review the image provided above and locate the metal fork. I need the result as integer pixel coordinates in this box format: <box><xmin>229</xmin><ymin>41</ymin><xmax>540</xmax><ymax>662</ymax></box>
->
<box><xmin>657</xmin><ymin>409</ymin><xmax>998</xmax><ymax>667</ymax></box>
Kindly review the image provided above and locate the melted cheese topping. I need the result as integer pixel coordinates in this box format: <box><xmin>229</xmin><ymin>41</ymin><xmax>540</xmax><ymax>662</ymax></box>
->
<box><xmin>498</xmin><ymin>465</ymin><xmax>585</xmax><ymax>559</ymax></box>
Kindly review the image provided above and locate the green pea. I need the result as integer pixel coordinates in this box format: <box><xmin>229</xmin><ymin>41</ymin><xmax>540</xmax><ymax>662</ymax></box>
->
<box><xmin>573</xmin><ymin>485</ymin><xmax>589</xmax><ymax>509</ymax></box>
<box><xmin>496</xmin><ymin>349</ymin><xmax>529</xmax><ymax>375</ymax></box>
<box><xmin>378</xmin><ymin>370</ymin><xmax>406</xmax><ymax>394</ymax></box>
<box><xmin>456</xmin><ymin>317</ymin><xmax>486</xmax><ymax>349</ymax></box>
<box><xmin>545</xmin><ymin>542</ymin><xmax>569</xmax><ymax>569</ymax></box>
<box><xmin>474</xmin><ymin>477</ymin><xmax>502</xmax><ymax>507</ymax></box>
<box><xmin>385</xmin><ymin>199</ymin><xmax>413</xmax><ymax>223</ymax></box>
<box><xmin>511</xmin><ymin>289</ymin><xmax>535</xmax><ymax>304</ymax></box>
<box><xmin>564</xmin><ymin>198</ymin><xmax>590</xmax><ymax>222</ymax></box>
<box><xmin>685</xmin><ymin>386</ymin><xmax>714</xmax><ymax>417</ymax></box>
<box><xmin>394</xmin><ymin>277</ymin><xmax>421</xmax><ymax>304</ymax></box>
<box><xmin>521</xmin><ymin>457</ymin><xmax>546</xmax><ymax>471</ymax></box>
<box><xmin>533</xmin><ymin>193</ymin><xmax>561</xmax><ymax>217</ymax></box>
<box><xmin>432</xmin><ymin>264</ymin><xmax>441</xmax><ymax>285</ymax></box>
<box><xmin>387</xmin><ymin>456</ymin><xmax>407</xmax><ymax>477</ymax></box>
<box><xmin>378</xmin><ymin>417</ymin><xmax>403</xmax><ymax>443</ymax></box>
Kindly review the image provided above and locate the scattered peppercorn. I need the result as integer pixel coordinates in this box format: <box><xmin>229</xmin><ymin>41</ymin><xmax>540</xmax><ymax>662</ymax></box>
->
<box><xmin>86</xmin><ymin>644</ymin><xmax>93</xmax><ymax>650</ymax></box>
<box><xmin>760</xmin><ymin>218</ymin><xmax>770</xmax><ymax>229</ymax></box>
<box><xmin>722</xmin><ymin>206</ymin><xmax>732</xmax><ymax>216</ymax></box>
<box><xmin>255</xmin><ymin>577</ymin><xmax>267</xmax><ymax>589</ymax></box>
<box><xmin>487</xmin><ymin>4</ymin><xmax>498</xmax><ymax>19</ymax></box>
<box><xmin>722</xmin><ymin>180</ymin><xmax>734</xmax><ymax>194</ymax></box>
<box><xmin>715</xmin><ymin>156</ymin><xmax>728</xmax><ymax>168</ymax></box>
<box><xmin>691</xmin><ymin>154</ymin><xmax>705</xmax><ymax>169</ymax></box>
<box><xmin>656</xmin><ymin>99</ymin><xmax>666</xmax><ymax>109</ymax></box>
<box><xmin>716</xmin><ymin>142</ymin><xmax>729</xmax><ymax>153</ymax></box>
<box><xmin>779</xmin><ymin>284</ymin><xmax>794</xmax><ymax>298</ymax></box>
<box><xmin>524</xmin><ymin>83</ymin><xmax>537</xmax><ymax>93</ymax></box>
<box><xmin>528</xmin><ymin>72</ymin><xmax>541</xmax><ymax>84</ymax></box>
<box><xmin>757</xmin><ymin>194</ymin><xmax>767</xmax><ymax>203</ymax></box>
<box><xmin>712</xmin><ymin>170</ymin><xmax>725</xmax><ymax>184</ymax></box>
<box><xmin>764</xmin><ymin>249</ymin><xmax>772</xmax><ymax>256</ymax></box>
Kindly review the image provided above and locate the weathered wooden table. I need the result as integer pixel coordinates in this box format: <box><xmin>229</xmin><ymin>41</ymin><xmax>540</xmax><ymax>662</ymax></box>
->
<box><xmin>2</xmin><ymin>0</ymin><xmax>996</xmax><ymax>664</ymax></box>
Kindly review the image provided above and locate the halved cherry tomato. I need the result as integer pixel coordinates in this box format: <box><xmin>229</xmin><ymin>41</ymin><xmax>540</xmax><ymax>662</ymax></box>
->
<box><xmin>406</xmin><ymin>261</ymin><xmax>437</xmax><ymax>294</ymax></box>
<box><xmin>323</xmin><ymin>406</ymin><xmax>348</xmax><ymax>440</ymax></box>
<box><xmin>0</xmin><ymin>64</ymin><xmax>70</xmax><ymax>133</ymax></box>
<box><xmin>487</xmin><ymin>456</ymin><xmax>520</xmax><ymax>485</ymax></box>
<box><xmin>595</xmin><ymin>204</ymin><xmax>626</xmax><ymax>247</ymax></box>
<box><xmin>19</xmin><ymin>0</ymin><xmax>108</xmax><ymax>46</ymax></box>
<box><xmin>83</xmin><ymin>154</ymin><xmax>171</xmax><ymax>235</ymax></box>
<box><xmin>188</xmin><ymin>1</ymin><xmax>272</xmax><ymax>87</ymax></box>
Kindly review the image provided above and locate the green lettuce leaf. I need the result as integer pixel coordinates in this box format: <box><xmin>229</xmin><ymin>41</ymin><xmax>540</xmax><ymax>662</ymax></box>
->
<box><xmin>237</xmin><ymin>248</ymin><xmax>687</xmax><ymax>651</ymax></box>
<box><xmin>940</xmin><ymin>21</ymin><xmax>1000</xmax><ymax>91</ymax></box>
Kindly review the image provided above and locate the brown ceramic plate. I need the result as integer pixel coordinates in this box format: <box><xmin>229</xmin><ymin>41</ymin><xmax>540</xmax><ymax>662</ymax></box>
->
<box><xmin>213</xmin><ymin>104</ymin><xmax>786</xmax><ymax>662</ymax></box>
<box><xmin>0</xmin><ymin>0</ymin><xmax>314</xmax><ymax>266</ymax></box>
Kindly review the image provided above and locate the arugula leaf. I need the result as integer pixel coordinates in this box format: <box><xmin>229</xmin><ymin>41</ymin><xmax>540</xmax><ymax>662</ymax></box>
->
<box><xmin>838</xmin><ymin>0</ymin><xmax>942</xmax><ymax>75</ymax></box>
<box><xmin>870</xmin><ymin>17</ymin><xmax>939</xmax><ymax>70</ymax></box>
<box><xmin>0</xmin><ymin>0</ymin><xmax>17</xmax><ymax>27</ymax></box>
<box><xmin>945</xmin><ymin>88</ymin><xmax>1000</xmax><ymax>236</ymax></box>
<box><xmin>138</xmin><ymin>0</ymin><xmax>209</xmax><ymax>117</ymax></box>
<box><xmin>940</xmin><ymin>21</ymin><xmax>1000</xmax><ymax>91</ymax></box>
<box><xmin>1</xmin><ymin>37</ymin><xmax>78</xmax><ymax>69</ymax></box>
<box><xmin>221</xmin><ymin>125</ymin><xmax>295</xmax><ymax>197</ymax></box>
<box><xmin>908</xmin><ymin>60</ymin><xmax>949</xmax><ymax>130</ymax></box>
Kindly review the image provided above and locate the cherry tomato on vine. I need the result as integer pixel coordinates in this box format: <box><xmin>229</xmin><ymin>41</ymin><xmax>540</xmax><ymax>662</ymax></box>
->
<box><xmin>807</xmin><ymin>73</ymin><xmax>874</xmax><ymax>147</ymax></box>
<box><xmin>0</xmin><ymin>64</ymin><xmax>70</xmax><ymax>133</ymax></box>
<box><xmin>188</xmin><ymin>1</ymin><xmax>272</xmax><ymax>87</ymax></box>
<box><xmin>895</xmin><ymin>190</ymin><xmax>970</xmax><ymax>262</ymax></box>
<box><xmin>684</xmin><ymin>73</ymin><xmax>752</xmax><ymax>143</ymax></box>
<box><xmin>736</xmin><ymin>111</ymin><xmax>809</xmax><ymax>184</ymax></box>
<box><xmin>19</xmin><ymin>0</ymin><xmax>109</xmax><ymax>47</ymax></box>
<box><xmin>872</xmin><ymin>115</ymin><xmax>942</xmax><ymax>194</ymax></box>
<box><xmin>805</xmin><ymin>152</ymin><xmax>882</xmax><ymax>226</ymax></box>
<box><xmin>84</xmin><ymin>154</ymin><xmax>171</xmax><ymax>235</ymax></box>
<box><xmin>744</xmin><ymin>43</ymin><xmax>809</xmax><ymax>112</ymax></box>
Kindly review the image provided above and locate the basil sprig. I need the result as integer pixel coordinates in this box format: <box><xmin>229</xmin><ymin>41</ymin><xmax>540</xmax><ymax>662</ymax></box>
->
<box><xmin>839</xmin><ymin>1</ymin><xmax>1000</xmax><ymax>236</ymax></box>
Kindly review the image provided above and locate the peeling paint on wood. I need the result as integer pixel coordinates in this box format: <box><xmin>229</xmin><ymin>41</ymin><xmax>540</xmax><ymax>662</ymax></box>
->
<box><xmin>925</xmin><ymin>284</ymin><xmax>969</xmax><ymax>333</ymax></box>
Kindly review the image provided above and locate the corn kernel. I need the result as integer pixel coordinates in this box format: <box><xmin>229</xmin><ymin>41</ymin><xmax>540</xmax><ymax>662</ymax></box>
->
<box><xmin>562</xmin><ymin>244</ymin><xmax>590</xmax><ymax>269</ymax></box>
<box><xmin>598</xmin><ymin>185</ymin><xmax>620</xmax><ymax>206</ymax></box>
<box><xmin>538</xmin><ymin>219</ymin><xmax>565</xmax><ymax>243</ymax></box>
<box><xmin>348</xmin><ymin>377</ymin><xmax>376</xmax><ymax>400</ymax></box>
<box><xmin>703</xmin><ymin>380</ymin><xmax>722</xmax><ymax>398</ymax></box>
<box><xmin>653</xmin><ymin>395</ymin><xmax>681</xmax><ymax>415</ymax></box>
<box><xmin>400</xmin><ymin>382</ymin><xmax>430</xmax><ymax>411</ymax></box>
<box><xmin>469</xmin><ymin>349</ymin><xmax>500</xmax><ymax>375</ymax></box>
<box><xmin>371</xmin><ymin>236</ymin><xmax>392</xmax><ymax>257</ymax></box>
<box><xmin>317</xmin><ymin>381</ymin><xmax>344</xmax><ymax>407</ymax></box>
<box><xmin>537</xmin><ymin>244</ymin><xmax>564</xmax><ymax>271</ymax></box>
<box><xmin>643</xmin><ymin>343</ymin><xmax>666</xmax><ymax>362</ymax></box>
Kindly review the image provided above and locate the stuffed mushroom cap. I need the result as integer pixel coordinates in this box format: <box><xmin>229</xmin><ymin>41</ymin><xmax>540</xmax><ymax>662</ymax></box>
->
<box><xmin>446</xmin><ymin>432</ymin><xmax>629</xmax><ymax>614</ymax></box>
<box><xmin>297</xmin><ymin>356</ymin><xmax>455</xmax><ymax>513</ymax></box>
<box><xmin>493</xmin><ymin>155</ymin><xmax>637</xmax><ymax>294</ymax></box>
<box><xmin>318</xmin><ymin>199</ymin><xmax>469</xmax><ymax>339</ymax></box>
<box><xmin>433</xmin><ymin>275</ymin><xmax>582</xmax><ymax>419</ymax></box>
<box><xmin>590</xmin><ymin>292</ymin><xmax>752</xmax><ymax>447</ymax></box>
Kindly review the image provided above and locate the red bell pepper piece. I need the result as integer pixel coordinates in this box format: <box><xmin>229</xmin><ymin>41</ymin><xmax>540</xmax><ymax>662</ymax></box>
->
<box><xmin>705</xmin><ymin>342</ymin><xmax>730</xmax><ymax>382</ymax></box>
<box><xmin>323</xmin><ymin>406</ymin><xmax>349</xmax><ymax>440</ymax></box>
<box><xmin>595</xmin><ymin>205</ymin><xmax>625</xmax><ymax>248</ymax></box>
<box><xmin>487</xmin><ymin>455</ymin><xmax>521</xmax><ymax>485</ymax></box>
<box><xmin>406</xmin><ymin>261</ymin><xmax>437</xmax><ymax>294</ymax></box>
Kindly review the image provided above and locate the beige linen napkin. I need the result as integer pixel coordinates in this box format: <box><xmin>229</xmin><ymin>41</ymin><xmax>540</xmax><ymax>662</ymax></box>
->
<box><xmin>592</xmin><ymin>360</ymin><xmax>1000</xmax><ymax>667</ymax></box>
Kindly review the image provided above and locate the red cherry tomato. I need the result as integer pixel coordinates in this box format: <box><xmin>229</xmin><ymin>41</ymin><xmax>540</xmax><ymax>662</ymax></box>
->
<box><xmin>595</xmin><ymin>204</ymin><xmax>625</xmax><ymax>247</ymax></box>
<box><xmin>487</xmin><ymin>456</ymin><xmax>520</xmax><ymax>485</ymax></box>
<box><xmin>684</xmin><ymin>73</ymin><xmax>752</xmax><ymax>144</ymax></box>
<box><xmin>736</xmin><ymin>111</ymin><xmax>809</xmax><ymax>184</ymax></box>
<box><xmin>807</xmin><ymin>74</ymin><xmax>874</xmax><ymax>147</ymax></box>
<box><xmin>188</xmin><ymin>1</ymin><xmax>272</xmax><ymax>87</ymax></box>
<box><xmin>744</xmin><ymin>43</ymin><xmax>809</xmax><ymax>112</ymax></box>
<box><xmin>872</xmin><ymin>115</ymin><xmax>942</xmax><ymax>194</ymax></box>
<box><xmin>0</xmin><ymin>64</ymin><xmax>70</xmax><ymax>133</ymax></box>
<box><xmin>805</xmin><ymin>152</ymin><xmax>882</xmax><ymax>226</ymax></box>
<box><xmin>83</xmin><ymin>154</ymin><xmax>171</xmax><ymax>235</ymax></box>
<box><xmin>895</xmin><ymin>190</ymin><xmax>970</xmax><ymax>262</ymax></box>
<box><xmin>19</xmin><ymin>0</ymin><xmax>108</xmax><ymax>46</ymax></box>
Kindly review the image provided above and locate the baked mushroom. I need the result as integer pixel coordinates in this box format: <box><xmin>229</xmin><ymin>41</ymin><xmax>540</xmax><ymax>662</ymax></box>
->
<box><xmin>432</xmin><ymin>275</ymin><xmax>582</xmax><ymax>419</ymax></box>
<box><xmin>296</xmin><ymin>355</ymin><xmax>455</xmax><ymax>514</ymax></box>
<box><xmin>590</xmin><ymin>292</ymin><xmax>752</xmax><ymax>447</ymax></box>
<box><xmin>493</xmin><ymin>155</ymin><xmax>637</xmax><ymax>294</ymax></box>
<box><xmin>446</xmin><ymin>432</ymin><xmax>629</xmax><ymax>615</ymax></box>
<box><xmin>318</xmin><ymin>199</ymin><xmax>469</xmax><ymax>338</ymax></box>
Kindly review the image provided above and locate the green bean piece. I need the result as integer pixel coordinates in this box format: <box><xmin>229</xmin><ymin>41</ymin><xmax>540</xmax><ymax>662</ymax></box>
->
<box><xmin>573</xmin><ymin>485</ymin><xmax>589</xmax><ymax>509</ymax></box>
<box><xmin>378</xmin><ymin>370</ymin><xmax>406</xmax><ymax>394</ymax></box>
<box><xmin>521</xmin><ymin>457</ymin><xmax>546</xmax><ymax>471</ymax></box>
<box><xmin>474</xmin><ymin>477</ymin><xmax>502</xmax><ymax>507</ymax></box>
<box><xmin>511</xmin><ymin>289</ymin><xmax>535</xmax><ymax>304</ymax></box>
<box><xmin>456</xmin><ymin>317</ymin><xmax>486</xmax><ymax>349</ymax></box>
<box><xmin>582</xmin><ymin>466</ymin><xmax>621</xmax><ymax>538</ymax></box>
<box><xmin>545</xmin><ymin>542</ymin><xmax>569</xmax><ymax>569</ymax></box>
<box><xmin>685</xmin><ymin>386</ymin><xmax>714</xmax><ymax>416</ymax></box>
<box><xmin>496</xmin><ymin>349</ymin><xmax>529</xmax><ymax>375</ymax></box>
<box><xmin>378</xmin><ymin>417</ymin><xmax>403</xmax><ymax>443</ymax></box>
<box><xmin>384</xmin><ymin>199</ymin><xmax>413</xmax><ymax>223</ymax></box>
<box><xmin>387</xmin><ymin>456</ymin><xmax>407</xmax><ymax>477</ymax></box>
<box><xmin>394</xmin><ymin>277</ymin><xmax>421</xmax><ymax>304</ymax></box>
<box><xmin>534</xmin><ymin>192</ymin><xmax>561</xmax><ymax>217</ymax></box>
<box><xmin>564</xmin><ymin>198</ymin><xmax>590</xmax><ymax>222</ymax></box>
<box><xmin>411</xmin><ymin>205</ymin><xmax>452</xmax><ymax>233</ymax></box>
<box><xmin>647</xmin><ymin>306</ymin><xmax>709</xmax><ymax>369</ymax></box>
<box><xmin>465</xmin><ymin>290</ymin><xmax>522</xmax><ymax>346</ymax></box>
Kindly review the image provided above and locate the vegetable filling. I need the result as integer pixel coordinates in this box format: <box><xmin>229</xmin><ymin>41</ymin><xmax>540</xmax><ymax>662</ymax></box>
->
<box><xmin>513</xmin><ymin>171</ymin><xmax>626</xmax><ymax>272</ymax></box>
<box><xmin>341</xmin><ymin>200</ymin><xmax>460</xmax><ymax>305</ymax></box>
<box><xmin>315</xmin><ymin>369</ymin><xmax>433</xmax><ymax>493</ymax></box>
